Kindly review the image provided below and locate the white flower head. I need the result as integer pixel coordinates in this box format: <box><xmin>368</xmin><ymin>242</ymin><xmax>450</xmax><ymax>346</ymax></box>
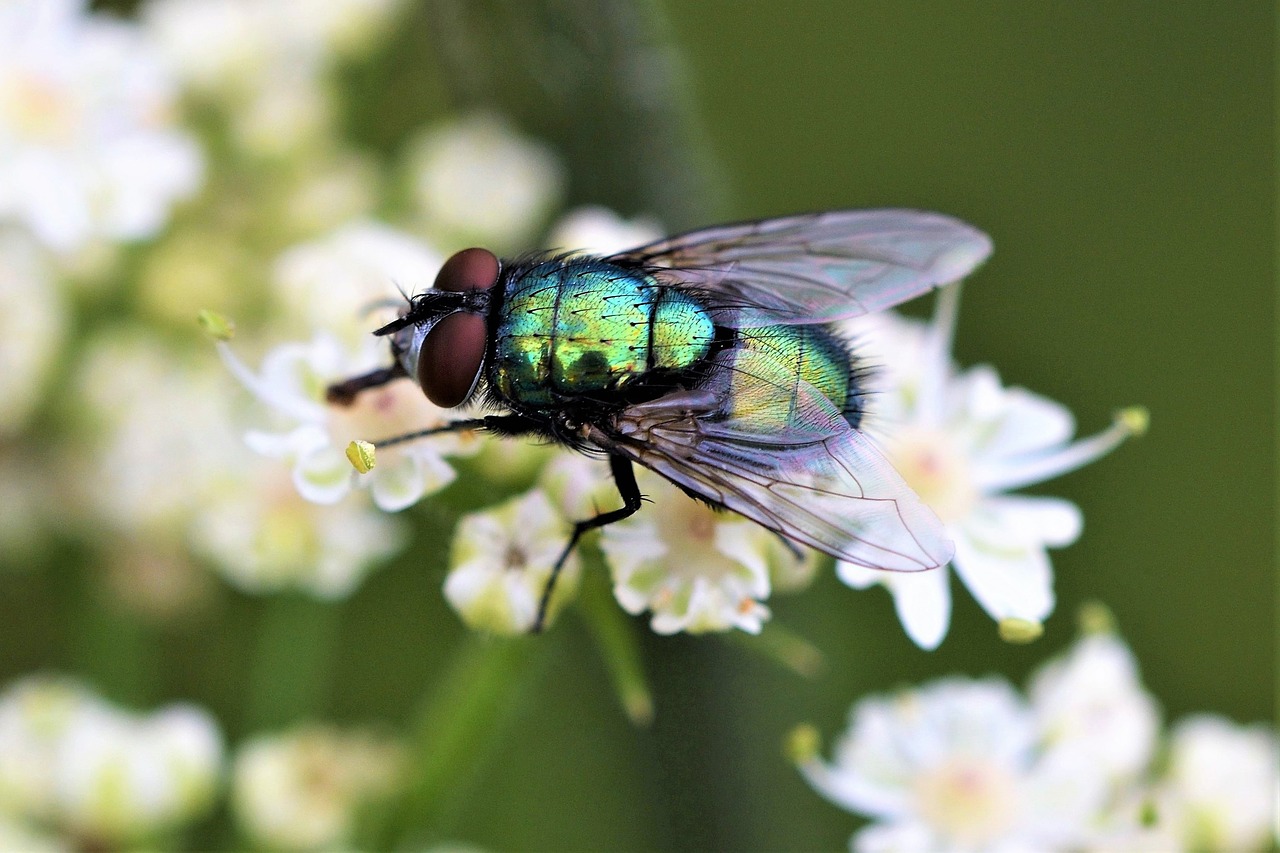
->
<box><xmin>547</xmin><ymin>206</ymin><xmax>663</xmax><ymax>256</ymax></box>
<box><xmin>1157</xmin><ymin>715</ymin><xmax>1279</xmax><ymax>851</ymax></box>
<box><xmin>219</xmin><ymin>330</ymin><xmax>474</xmax><ymax>513</ymax></box>
<box><xmin>55</xmin><ymin>704</ymin><xmax>223</xmax><ymax>843</ymax></box>
<box><xmin>192</xmin><ymin>458</ymin><xmax>406</xmax><ymax>599</ymax></box>
<box><xmin>601</xmin><ymin>472</ymin><xmax>802</xmax><ymax>635</ymax></box>
<box><xmin>407</xmin><ymin>112</ymin><xmax>564</xmax><ymax>252</ymax></box>
<box><xmin>232</xmin><ymin>723</ymin><xmax>402</xmax><ymax>852</ymax></box>
<box><xmin>73</xmin><ymin>330</ymin><xmax>246</xmax><ymax>536</ymax></box>
<box><xmin>144</xmin><ymin>0</ymin><xmax>401</xmax><ymax>95</ymax></box>
<box><xmin>839</xmin><ymin>286</ymin><xmax>1143</xmax><ymax>648</ymax></box>
<box><xmin>272</xmin><ymin>220</ymin><xmax>444</xmax><ymax>346</ymax></box>
<box><xmin>0</xmin><ymin>0</ymin><xmax>203</xmax><ymax>253</ymax></box>
<box><xmin>0</xmin><ymin>675</ymin><xmax>223</xmax><ymax>844</ymax></box>
<box><xmin>0</xmin><ymin>229</ymin><xmax>65</xmax><ymax>434</ymax></box>
<box><xmin>1028</xmin><ymin>630</ymin><xmax>1160</xmax><ymax>781</ymax></box>
<box><xmin>445</xmin><ymin>489</ymin><xmax>580</xmax><ymax>634</ymax></box>
<box><xmin>800</xmin><ymin>676</ymin><xmax>1107</xmax><ymax>852</ymax></box>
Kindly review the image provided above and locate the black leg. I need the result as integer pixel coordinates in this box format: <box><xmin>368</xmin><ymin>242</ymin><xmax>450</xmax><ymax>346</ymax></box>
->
<box><xmin>371</xmin><ymin>415</ymin><xmax>536</xmax><ymax>449</ymax></box>
<box><xmin>325</xmin><ymin>364</ymin><xmax>407</xmax><ymax>406</ymax></box>
<box><xmin>534</xmin><ymin>455</ymin><xmax>643</xmax><ymax>633</ymax></box>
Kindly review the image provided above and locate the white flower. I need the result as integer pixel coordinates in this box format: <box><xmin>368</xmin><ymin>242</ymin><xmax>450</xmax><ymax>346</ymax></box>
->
<box><xmin>600</xmin><ymin>471</ymin><xmax>799</xmax><ymax>635</ymax></box>
<box><xmin>0</xmin><ymin>0</ymin><xmax>202</xmax><ymax>252</ymax></box>
<box><xmin>144</xmin><ymin>0</ymin><xmax>400</xmax><ymax>95</ymax></box>
<box><xmin>271</xmin><ymin>220</ymin><xmax>444</xmax><ymax>345</ymax></box>
<box><xmin>407</xmin><ymin>112</ymin><xmax>564</xmax><ymax>252</ymax></box>
<box><xmin>73</xmin><ymin>330</ymin><xmax>246</xmax><ymax>535</ymax></box>
<box><xmin>547</xmin><ymin>206</ymin><xmax>663</xmax><ymax>256</ymax></box>
<box><xmin>0</xmin><ymin>676</ymin><xmax>223</xmax><ymax>844</ymax></box>
<box><xmin>444</xmin><ymin>489</ymin><xmax>580</xmax><ymax>634</ymax></box>
<box><xmin>1158</xmin><ymin>715</ymin><xmax>1278</xmax><ymax>851</ymax></box>
<box><xmin>1029</xmin><ymin>631</ymin><xmax>1160</xmax><ymax>782</ymax></box>
<box><xmin>191</xmin><ymin>459</ymin><xmax>406</xmax><ymax>599</ymax></box>
<box><xmin>0</xmin><ymin>229</ymin><xmax>65</xmax><ymax>433</ymax></box>
<box><xmin>55</xmin><ymin>704</ymin><xmax>222</xmax><ymax>843</ymax></box>
<box><xmin>839</xmin><ymin>286</ymin><xmax>1144</xmax><ymax>648</ymax></box>
<box><xmin>232</xmin><ymin>724</ymin><xmax>402</xmax><ymax>851</ymax></box>
<box><xmin>219</xmin><ymin>331</ymin><xmax>472</xmax><ymax>513</ymax></box>
<box><xmin>800</xmin><ymin>677</ymin><xmax>1108</xmax><ymax>852</ymax></box>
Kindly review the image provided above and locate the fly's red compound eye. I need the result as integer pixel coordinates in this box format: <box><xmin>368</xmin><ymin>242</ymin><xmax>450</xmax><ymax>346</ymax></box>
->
<box><xmin>417</xmin><ymin>312</ymin><xmax>486</xmax><ymax>408</ymax></box>
<box><xmin>434</xmin><ymin>247</ymin><xmax>499</xmax><ymax>293</ymax></box>
<box><xmin>415</xmin><ymin>248</ymin><xmax>499</xmax><ymax>408</ymax></box>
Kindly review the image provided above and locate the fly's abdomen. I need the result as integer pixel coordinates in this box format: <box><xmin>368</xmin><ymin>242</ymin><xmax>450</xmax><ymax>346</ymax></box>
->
<box><xmin>494</xmin><ymin>259</ymin><xmax>714</xmax><ymax>407</ymax></box>
<box><xmin>727</xmin><ymin>325</ymin><xmax>862</xmax><ymax>429</ymax></box>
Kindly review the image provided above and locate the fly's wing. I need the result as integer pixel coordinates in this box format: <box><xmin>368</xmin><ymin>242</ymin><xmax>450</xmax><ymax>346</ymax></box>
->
<box><xmin>592</xmin><ymin>347</ymin><xmax>952</xmax><ymax>572</ymax></box>
<box><xmin>612</xmin><ymin>209</ymin><xmax>991</xmax><ymax>326</ymax></box>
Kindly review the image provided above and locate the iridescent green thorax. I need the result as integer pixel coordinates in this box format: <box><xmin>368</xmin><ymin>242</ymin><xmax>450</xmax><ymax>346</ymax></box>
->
<box><xmin>493</xmin><ymin>258</ymin><xmax>714</xmax><ymax>407</ymax></box>
<box><xmin>722</xmin><ymin>325</ymin><xmax>860</xmax><ymax>430</ymax></box>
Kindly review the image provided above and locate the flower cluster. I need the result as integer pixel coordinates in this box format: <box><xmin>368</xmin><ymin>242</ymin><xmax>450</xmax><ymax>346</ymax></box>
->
<box><xmin>795</xmin><ymin>615</ymin><xmax>1278</xmax><ymax>852</ymax></box>
<box><xmin>0</xmin><ymin>676</ymin><xmax>223</xmax><ymax>847</ymax></box>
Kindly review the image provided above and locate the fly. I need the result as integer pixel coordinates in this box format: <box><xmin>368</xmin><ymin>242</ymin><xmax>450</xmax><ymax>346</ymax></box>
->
<box><xmin>325</xmin><ymin>210</ymin><xmax>992</xmax><ymax>631</ymax></box>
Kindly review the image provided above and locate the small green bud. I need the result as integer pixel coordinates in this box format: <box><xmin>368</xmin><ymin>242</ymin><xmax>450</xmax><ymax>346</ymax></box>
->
<box><xmin>785</xmin><ymin>724</ymin><xmax>821</xmax><ymax>765</ymax></box>
<box><xmin>1077</xmin><ymin>601</ymin><xmax>1117</xmax><ymax>635</ymax></box>
<box><xmin>1115</xmin><ymin>406</ymin><xmax>1150</xmax><ymax>437</ymax></box>
<box><xmin>197</xmin><ymin>309</ymin><xmax>235</xmax><ymax>342</ymax></box>
<box><xmin>998</xmin><ymin>617</ymin><xmax>1044</xmax><ymax>644</ymax></box>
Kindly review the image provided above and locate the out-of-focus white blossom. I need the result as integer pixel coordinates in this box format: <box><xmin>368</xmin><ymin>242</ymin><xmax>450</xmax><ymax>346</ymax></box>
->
<box><xmin>601</xmin><ymin>472</ymin><xmax>802</xmax><ymax>635</ymax></box>
<box><xmin>0</xmin><ymin>230</ymin><xmax>64</xmax><ymax>433</ymax></box>
<box><xmin>144</xmin><ymin>0</ymin><xmax>400</xmax><ymax>158</ymax></box>
<box><xmin>839</xmin><ymin>287</ymin><xmax>1143</xmax><ymax>649</ymax></box>
<box><xmin>271</xmin><ymin>220</ymin><xmax>443</xmax><ymax>344</ymax></box>
<box><xmin>0</xmin><ymin>0</ymin><xmax>202</xmax><ymax>253</ymax></box>
<box><xmin>1029</xmin><ymin>631</ymin><xmax>1160</xmax><ymax>781</ymax></box>
<box><xmin>73</xmin><ymin>330</ymin><xmax>246</xmax><ymax>535</ymax></box>
<box><xmin>232</xmin><ymin>724</ymin><xmax>402</xmax><ymax>851</ymax></box>
<box><xmin>0</xmin><ymin>676</ymin><xmax>222</xmax><ymax>845</ymax></box>
<box><xmin>1157</xmin><ymin>715</ymin><xmax>1278</xmax><ymax>851</ymax></box>
<box><xmin>144</xmin><ymin>0</ymin><xmax>400</xmax><ymax>94</ymax></box>
<box><xmin>547</xmin><ymin>206</ymin><xmax>663</xmax><ymax>256</ymax></box>
<box><xmin>407</xmin><ymin>113</ymin><xmax>564</xmax><ymax>252</ymax></box>
<box><xmin>445</xmin><ymin>489</ymin><xmax>579</xmax><ymax>634</ymax></box>
<box><xmin>191</xmin><ymin>459</ymin><xmax>405</xmax><ymax>599</ymax></box>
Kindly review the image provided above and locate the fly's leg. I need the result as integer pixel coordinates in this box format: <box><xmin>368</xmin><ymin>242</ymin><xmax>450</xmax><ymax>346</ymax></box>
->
<box><xmin>325</xmin><ymin>364</ymin><xmax>407</xmax><ymax>406</ymax></box>
<box><xmin>535</xmin><ymin>455</ymin><xmax>643</xmax><ymax>633</ymax></box>
<box><xmin>372</xmin><ymin>414</ymin><xmax>541</xmax><ymax>449</ymax></box>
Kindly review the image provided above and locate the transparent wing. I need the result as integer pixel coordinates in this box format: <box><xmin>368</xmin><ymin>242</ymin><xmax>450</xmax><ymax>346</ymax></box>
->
<box><xmin>613</xmin><ymin>209</ymin><xmax>991</xmax><ymax>326</ymax></box>
<box><xmin>591</xmin><ymin>347</ymin><xmax>952</xmax><ymax>572</ymax></box>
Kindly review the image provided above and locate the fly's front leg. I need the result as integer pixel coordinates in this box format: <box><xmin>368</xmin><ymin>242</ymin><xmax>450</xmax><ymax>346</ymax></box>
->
<box><xmin>534</xmin><ymin>455</ymin><xmax>643</xmax><ymax>633</ymax></box>
<box><xmin>325</xmin><ymin>364</ymin><xmax>407</xmax><ymax>406</ymax></box>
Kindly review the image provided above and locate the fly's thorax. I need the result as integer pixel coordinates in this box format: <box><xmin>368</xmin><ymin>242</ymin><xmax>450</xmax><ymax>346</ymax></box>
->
<box><xmin>492</xmin><ymin>258</ymin><xmax>714</xmax><ymax>407</ymax></box>
<box><xmin>723</xmin><ymin>325</ymin><xmax>863</xmax><ymax>429</ymax></box>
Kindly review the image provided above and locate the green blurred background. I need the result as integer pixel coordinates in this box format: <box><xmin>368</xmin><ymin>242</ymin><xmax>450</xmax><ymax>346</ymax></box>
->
<box><xmin>7</xmin><ymin>1</ymin><xmax>1274</xmax><ymax>850</ymax></box>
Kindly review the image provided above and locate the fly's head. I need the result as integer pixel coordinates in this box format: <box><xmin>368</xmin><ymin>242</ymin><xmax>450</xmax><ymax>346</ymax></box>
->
<box><xmin>379</xmin><ymin>248</ymin><xmax>500</xmax><ymax>409</ymax></box>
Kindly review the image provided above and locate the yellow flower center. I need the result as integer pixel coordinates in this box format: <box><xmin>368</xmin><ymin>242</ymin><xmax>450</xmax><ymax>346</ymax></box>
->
<box><xmin>914</xmin><ymin>756</ymin><xmax>1018</xmax><ymax>845</ymax></box>
<box><xmin>888</xmin><ymin>428</ymin><xmax>978</xmax><ymax>524</ymax></box>
<box><xmin>0</xmin><ymin>72</ymin><xmax>79</xmax><ymax>143</ymax></box>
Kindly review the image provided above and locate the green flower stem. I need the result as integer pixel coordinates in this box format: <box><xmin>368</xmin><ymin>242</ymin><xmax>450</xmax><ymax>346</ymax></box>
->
<box><xmin>242</xmin><ymin>595</ymin><xmax>343</xmax><ymax>733</ymax></box>
<box><xmin>719</xmin><ymin>621</ymin><xmax>826</xmax><ymax>680</ymax></box>
<box><xmin>578</xmin><ymin>564</ymin><xmax>654</xmax><ymax>726</ymax></box>
<box><xmin>373</xmin><ymin>633</ymin><xmax>547</xmax><ymax>848</ymax></box>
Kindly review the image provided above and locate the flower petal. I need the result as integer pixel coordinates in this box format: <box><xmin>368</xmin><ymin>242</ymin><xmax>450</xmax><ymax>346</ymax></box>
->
<box><xmin>950</xmin><ymin>512</ymin><xmax>1055</xmax><ymax>622</ymax></box>
<box><xmin>292</xmin><ymin>446</ymin><xmax>353</xmax><ymax>504</ymax></box>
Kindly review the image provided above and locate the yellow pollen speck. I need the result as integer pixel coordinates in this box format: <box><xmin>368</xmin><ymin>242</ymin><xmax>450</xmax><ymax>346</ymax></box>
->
<box><xmin>344</xmin><ymin>440</ymin><xmax>376</xmax><ymax>474</ymax></box>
